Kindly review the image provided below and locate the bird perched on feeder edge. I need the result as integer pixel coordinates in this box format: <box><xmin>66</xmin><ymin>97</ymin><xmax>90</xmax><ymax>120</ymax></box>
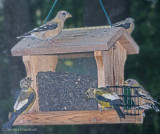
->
<box><xmin>124</xmin><ymin>79</ymin><xmax>160</xmax><ymax>112</ymax></box>
<box><xmin>85</xmin><ymin>87</ymin><xmax>125</xmax><ymax>119</ymax></box>
<box><xmin>112</xmin><ymin>18</ymin><xmax>135</xmax><ymax>34</ymax></box>
<box><xmin>3</xmin><ymin>77</ymin><xmax>36</xmax><ymax>129</ymax></box>
<box><xmin>17</xmin><ymin>10</ymin><xmax>72</xmax><ymax>42</ymax></box>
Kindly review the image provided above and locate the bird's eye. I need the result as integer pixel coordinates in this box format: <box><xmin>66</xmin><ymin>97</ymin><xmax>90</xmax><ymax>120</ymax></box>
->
<box><xmin>62</xmin><ymin>13</ymin><xmax>66</xmax><ymax>16</ymax></box>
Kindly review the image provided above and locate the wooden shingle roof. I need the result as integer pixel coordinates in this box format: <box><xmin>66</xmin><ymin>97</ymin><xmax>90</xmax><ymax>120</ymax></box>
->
<box><xmin>11</xmin><ymin>26</ymin><xmax>139</xmax><ymax>56</ymax></box>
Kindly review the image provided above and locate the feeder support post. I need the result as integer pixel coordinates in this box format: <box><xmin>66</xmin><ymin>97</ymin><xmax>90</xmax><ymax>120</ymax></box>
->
<box><xmin>22</xmin><ymin>55</ymin><xmax>58</xmax><ymax>112</ymax></box>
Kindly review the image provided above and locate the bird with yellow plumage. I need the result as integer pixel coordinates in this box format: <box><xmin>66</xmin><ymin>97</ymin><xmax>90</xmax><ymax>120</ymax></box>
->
<box><xmin>3</xmin><ymin>77</ymin><xmax>36</xmax><ymax>129</ymax></box>
<box><xmin>85</xmin><ymin>87</ymin><xmax>125</xmax><ymax>119</ymax></box>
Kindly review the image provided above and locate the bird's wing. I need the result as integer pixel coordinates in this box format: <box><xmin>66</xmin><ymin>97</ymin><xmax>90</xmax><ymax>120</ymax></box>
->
<box><xmin>139</xmin><ymin>90</ymin><xmax>151</xmax><ymax>97</ymax></box>
<box><xmin>138</xmin><ymin>87</ymin><xmax>160</xmax><ymax>105</ymax></box>
<box><xmin>96</xmin><ymin>93</ymin><xmax>124</xmax><ymax>106</ymax></box>
<box><xmin>18</xmin><ymin>22</ymin><xmax>58</xmax><ymax>37</ymax></box>
<box><xmin>140</xmin><ymin>103</ymin><xmax>160</xmax><ymax>112</ymax></box>
<box><xmin>102</xmin><ymin>92</ymin><xmax>120</xmax><ymax>100</ymax></box>
<box><xmin>14</xmin><ymin>89</ymin><xmax>21</xmax><ymax>102</ymax></box>
<box><xmin>14</xmin><ymin>92</ymin><xmax>35</xmax><ymax>112</ymax></box>
<box><xmin>103</xmin><ymin>92</ymin><xmax>124</xmax><ymax>106</ymax></box>
<box><xmin>96</xmin><ymin>93</ymin><xmax>119</xmax><ymax>102</ymax></box>
<box><xmin>32</xmin><ymin>23</ymin><xmax>58</xmax><ymax>32</ymax></box>
<box><xmin>14</xmin><ymin>99</ymin><xmax>28</xmax><ymax>111</ymax></box>
<box><xmin>96</xmin><ymin>94</ymin><xmax>111</xmax><ymax>102</ymax></box>
<box><xmin>3</xmin><ymin>92</ymin><xmax>35</xmax><ymax>129</ymax></box>
<box><xmin>110</xmin><ymin>99</ymin><xmax>124</xmax><ymax>106</ymax></box>
<box><xmin>113</xmin><ymin>22</ymin><xmax>131</xmax><ymax>29</ymax></box>
<box><xmin>135</xmin><ymin>87</ymin><xmax>156</xmax><ymax>103</ymax></box>
<box><xmin>113</xmin><ymin>20</ymin><xmax>125</xmax><ymax>26</ymax></box>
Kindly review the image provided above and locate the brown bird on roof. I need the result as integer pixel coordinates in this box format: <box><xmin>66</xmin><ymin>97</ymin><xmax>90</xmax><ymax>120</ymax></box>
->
<box><xmin>112</xmin><ymin>18</ymin><xmax>135</xmax><ymax>34</ymax></box>
<box><xmin>17</xmin><ymin>10</ymin><xmax>72</xmax><ymax>41</ymax></box>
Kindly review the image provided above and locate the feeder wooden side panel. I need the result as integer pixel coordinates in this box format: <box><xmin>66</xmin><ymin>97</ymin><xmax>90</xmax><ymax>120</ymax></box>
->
<box><xmin>113</xmin><ymin>42</ymin><xmax>127</xmax><ymax>86</ymax></box>
<box><xmin>94</xmin><ymin>42</ymin><xmax>127</xmax><ymax>110</ymax></box>
<box><xmin>94</xmin><ymin>41</ymin><xmax>127</xmax><ymax>87</ymax></box>
<box><xmin>23</xmin><ymin>55</ymin><xmax>58</xmax><ymax>112</ymax></box>
<box><xmin>13</xmin><ymin>110</ymin><xmax>143</xmax><ymax>126</ymax></box>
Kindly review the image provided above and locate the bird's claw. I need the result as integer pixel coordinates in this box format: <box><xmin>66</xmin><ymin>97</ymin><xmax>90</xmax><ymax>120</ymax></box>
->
<box><xmin>100</xmin><ymin>108</ymin><xmax>102</xmax><ymax>114</ymax></box>
<box><xmin>46</xmin><ymin>38</ymin><xmax>54</xmax><ymax>45</ymax></box>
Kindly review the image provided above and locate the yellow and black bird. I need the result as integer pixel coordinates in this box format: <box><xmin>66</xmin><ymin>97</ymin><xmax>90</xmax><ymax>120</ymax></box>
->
<box><xmin>112</xmin><ymin>18</ymin><xmax>134</xmax><ymax>34</ymax></box>
<box><xmin>125</xmin><ymin>79</ymin><xmax>160</xmax><ymax>112</ymax></box>
<box><xmin>3</xmin><ymin>77</ymin><xmax>36</xmax><ymax>129</ymax></box>
<box><xmin>85</xmin><ymin>87</ymin><xmax>125</xmax><ymax>118</ymax></box>
<box><xmin>17</xmin><ymin>10</ymin><xmax>72</xmax><ymax>41</ymax></box>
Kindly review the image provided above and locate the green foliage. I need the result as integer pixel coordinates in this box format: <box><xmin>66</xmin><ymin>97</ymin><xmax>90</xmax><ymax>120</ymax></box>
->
<box><xmin>127</xmin><ymin>0</ymin><xmax>160</xmax><ymax>100</ymax></box>
<box><xmin>125</xmin><ymin>0</ymin><xmax>160</xmax><ymax>134</ymax></box>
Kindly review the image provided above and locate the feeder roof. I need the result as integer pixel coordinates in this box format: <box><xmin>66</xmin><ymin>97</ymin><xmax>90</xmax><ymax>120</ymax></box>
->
<box><xmin>11</xmin><ymin>26</ymin><xmax>139</xmax><ymax>56</ymax></box>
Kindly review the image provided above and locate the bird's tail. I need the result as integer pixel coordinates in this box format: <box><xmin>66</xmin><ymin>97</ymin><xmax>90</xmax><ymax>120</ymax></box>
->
<box><xmin>154</xmin><ymin>100</ymin><xmax>160</xmax><ymax>106</ymax></box>
<box><xmin>17</xmin><ymin>35</ymin><xmax>25</xmax><ymax>39</ymax></box>
<box><xmin>17</xmin><ymin>33</ymin><xmax>31</xmax><ymax>39</ymax></box>
<box><xmin>150</xmin><ymin>104</ymin><xmax>160</xmax><ymax>112</ymax></box>
<box><xmin>2</xmin><ymin>112</ymin><xmax>19</xmax><ymax>129</ymax></box>
<box><xmin>17</xmin><ymin>36</ymin><xmax>24</xmax><ymax>39</ymax></box>
<box><xmin>114</xmin><ymin>105</ymin><xmax>125</xmax><ymax>119</ymax></box>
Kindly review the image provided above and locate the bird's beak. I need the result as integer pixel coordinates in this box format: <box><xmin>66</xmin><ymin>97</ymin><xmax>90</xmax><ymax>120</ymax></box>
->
<box><xmin>66</xmin><ymin>13</ymin><xmax>72</xmax><ymax>18</ymax></box>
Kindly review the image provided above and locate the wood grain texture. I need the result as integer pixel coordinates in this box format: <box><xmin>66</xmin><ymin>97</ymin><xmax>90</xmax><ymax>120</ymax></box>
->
<box><xmin>94</xmin><ymin>51</ymin><xmax>106</xmax><ymax>88</ymax></box>
<box><xmin>94</xmin><ymin>45</ymin><xmax>143</xmax><ymax>124</ymax></box>
<box><xmin>113</xmin><ymin>42</ymin><xmax>127</xmax><ymax>88</ymax></box>
<box><xmin>94</xmin><ymin>41</ymin><xmax>127</xmax><ymax>88</ymax></box>
<box><xmin>11</xmin><ymin>27</ymin><xmax>139</xmax><ymax>56</ymax></box>
<box><xmin>23</xmin><ymin>55</ymin><xmax>58</xmax><ymax>112</ymax></box>
<box><xmin>94</xmin><ymin>42</ymin><xmax>127</xmax><ymax>109</ymax></box>
<box><xmin>118</xmin><ymin>30</ymin><xmax>139</xmax><ymax>54</ymax></box>
<box><xmin>13</xmin><ymin>110</ymin><xmax>143</xmax><ymax>125</ymax></box>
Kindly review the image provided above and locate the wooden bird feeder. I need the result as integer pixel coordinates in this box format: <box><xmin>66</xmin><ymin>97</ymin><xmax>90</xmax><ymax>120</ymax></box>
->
<box><xmin>11</xmin><ymin>26</ymin><xmax>143</xmax><ymax>126</ymax></box>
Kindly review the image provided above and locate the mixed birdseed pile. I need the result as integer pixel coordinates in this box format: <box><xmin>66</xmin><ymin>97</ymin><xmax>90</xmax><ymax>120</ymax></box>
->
<box><xmin>37</xmin><ymin>72</ymin><xmax>98</xmax><ymax>111</ymax></box>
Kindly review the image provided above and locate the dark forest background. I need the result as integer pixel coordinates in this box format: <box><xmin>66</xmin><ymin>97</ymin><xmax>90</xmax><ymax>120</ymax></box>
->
<box><xmin>0</xmin><ymin>0</ymin><xmax>160</xmax><ymax>134</ymax></box>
